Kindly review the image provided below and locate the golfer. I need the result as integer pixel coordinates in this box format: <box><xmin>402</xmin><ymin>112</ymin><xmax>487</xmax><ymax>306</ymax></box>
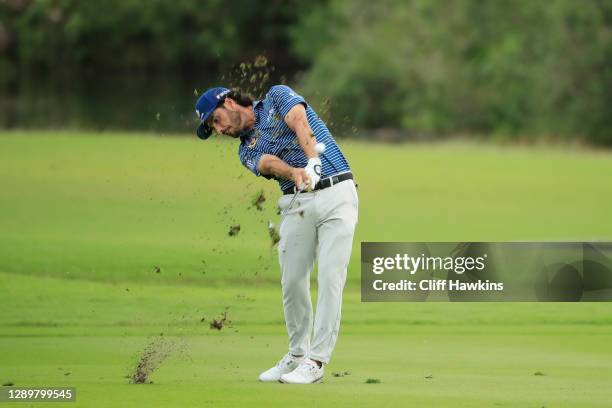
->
<box><xmin>195</xmin><ymin>85</ymin><xmax>358</xmax><ymax>384</ymax></box>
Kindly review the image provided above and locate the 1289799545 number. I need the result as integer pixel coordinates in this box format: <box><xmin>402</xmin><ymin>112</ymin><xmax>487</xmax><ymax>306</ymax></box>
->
<box><xmin>1</xmin><ymin>388</ymin><xmax>75</xmax><ymax>402</ymax></box>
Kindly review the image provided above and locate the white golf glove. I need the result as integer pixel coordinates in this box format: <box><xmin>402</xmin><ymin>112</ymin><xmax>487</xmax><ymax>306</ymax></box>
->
<box><xmin>304</xmin><ymin>157</ymin><xmax>322</xmax><ymax>191</ymax></box>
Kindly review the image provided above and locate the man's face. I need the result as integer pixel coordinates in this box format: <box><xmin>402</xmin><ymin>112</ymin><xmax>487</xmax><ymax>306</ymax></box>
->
<box><xmin>207</xmin><ymin>99</ymin><xmax>243</xmax><ymax>137</ymax></box>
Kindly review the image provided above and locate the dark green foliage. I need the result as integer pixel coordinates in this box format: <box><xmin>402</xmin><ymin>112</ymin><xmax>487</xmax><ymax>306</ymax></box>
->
<box><xmin>1</xmin><ymin>0</ymin><xmax>610</xmax><ymax>144</ymax></box>
<box><xmin>295</xmin><ymin>0</ymin><xmax>612</xmax><ymax>144</ymax></box>
<box><xmin>0</xmin><ymin>0</ymin><xmax>308</xmax><ymax>72</ymax></box>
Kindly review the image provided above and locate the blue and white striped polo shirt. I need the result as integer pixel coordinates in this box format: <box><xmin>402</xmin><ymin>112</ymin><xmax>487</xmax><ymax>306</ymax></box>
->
<box><xmin>238</xmin><ymin>85</ymin><xmax>351</xmax><ymax>191</ymax></box>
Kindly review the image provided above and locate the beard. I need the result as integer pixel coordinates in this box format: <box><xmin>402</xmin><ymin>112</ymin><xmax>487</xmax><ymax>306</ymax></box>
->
<box><xmin>224</xmin><ymin>110</ymin><xmax>245</xmax><ymax>137</ymax></box>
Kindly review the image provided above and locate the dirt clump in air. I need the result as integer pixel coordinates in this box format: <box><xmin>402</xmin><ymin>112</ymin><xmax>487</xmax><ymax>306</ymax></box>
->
<box><xmin>210</xmin><ymin>311</ymin><xmax>231</xmax><ymax>331</ymax></box>
<box><xmin>130</xmin><ymin>335</ymin><xmax>181</xmax><ymax>384</ymax></box>
<box><xmin>228</xmin><ymin>225</ymin><xmax>241</xmax><ymax>236</ymax></box>
<box><xmin>251</xmin><ymin>190</ymin><xmax>266</xmax><ymax>211</ymax></box>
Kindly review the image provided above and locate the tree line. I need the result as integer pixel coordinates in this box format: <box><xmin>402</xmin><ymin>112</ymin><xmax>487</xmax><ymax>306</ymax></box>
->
<box><xmin>1</xmin><ymin>0</ymin><xmax>611</xmax><ymax>144</ymax></box>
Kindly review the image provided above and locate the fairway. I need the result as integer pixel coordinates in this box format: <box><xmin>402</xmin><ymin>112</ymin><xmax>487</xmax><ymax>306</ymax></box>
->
<box><xmin>1</xmin><ymin>131</ymin><xmax>612</xmax><ymax>407</ymax></box>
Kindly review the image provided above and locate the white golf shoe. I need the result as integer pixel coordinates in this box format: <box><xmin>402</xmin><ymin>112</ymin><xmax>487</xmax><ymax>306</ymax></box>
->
<box><xmin>279</xmin><ymin>359</ymin><xmax>324</xmax><ymax>384</ymax></box>
<box><xmin>258</xmin><ymin>352</ymin><xmax>305</xmax><ymax>382</ymax></box>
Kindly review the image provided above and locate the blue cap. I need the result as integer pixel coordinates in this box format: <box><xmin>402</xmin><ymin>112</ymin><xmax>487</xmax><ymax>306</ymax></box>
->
<box><xmin>195</xmin><ymin>87</ymin><xmax>230</xmax><ymax>139</ymax></box>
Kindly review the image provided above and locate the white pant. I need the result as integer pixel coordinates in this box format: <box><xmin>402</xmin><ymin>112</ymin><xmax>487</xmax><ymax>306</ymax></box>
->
<box><xmin>277</xmin><ymin>179</ymin><xmax>358</xmax><ymax>364</ymax></box>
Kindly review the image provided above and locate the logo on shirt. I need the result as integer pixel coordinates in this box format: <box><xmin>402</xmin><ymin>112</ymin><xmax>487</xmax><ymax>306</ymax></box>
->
<box><xmin>247</xmin><ymin>136</ymin><xmax>258</xmax><ymax>148</ymax></box>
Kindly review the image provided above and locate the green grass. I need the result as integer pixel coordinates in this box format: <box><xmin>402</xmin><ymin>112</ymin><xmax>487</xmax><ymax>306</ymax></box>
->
<box><xmin>1</xmin><ymin>130</ymin><xmax>612</xmax><ymax>407</ymax></box>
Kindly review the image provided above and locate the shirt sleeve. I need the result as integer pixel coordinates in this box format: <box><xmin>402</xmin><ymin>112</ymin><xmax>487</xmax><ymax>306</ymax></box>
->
<box><xmin>239</xmin><ymin>143</ymin><xmax>264</xmax><ymax>177</ymax></box>
<box><xmin>268</xmin><ymin>85</ymin><xmax>307</xmax><ymax>119</ymax></box>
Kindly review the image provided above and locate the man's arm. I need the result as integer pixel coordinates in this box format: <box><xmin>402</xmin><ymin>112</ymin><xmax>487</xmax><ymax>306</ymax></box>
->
<box><xmin>283</xmin><ymin>104</ymin><xmax>322</xmax><ymax>190</ymax></box>
<box><xmin>258</xmin><ymin>154</ymin><xmax>310</xmax><ymax>189</ymax></box>
<box><xmin>284</xmin><ymin>104</ymin><xmax>317</xmax><ymax>159</ymax></box>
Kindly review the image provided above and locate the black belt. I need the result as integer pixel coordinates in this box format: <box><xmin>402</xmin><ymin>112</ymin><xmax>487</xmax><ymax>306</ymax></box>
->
<box><xmin>283</xmin><ymin>172</ymin><xmax>353</xmax><ymax>195</ymax></box>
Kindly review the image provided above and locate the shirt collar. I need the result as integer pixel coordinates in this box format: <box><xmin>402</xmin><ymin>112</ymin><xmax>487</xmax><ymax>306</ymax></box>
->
<box><xmin>252</xmin><ymin>99</ymin><xmax>263</xmax><ymax>127</ymax></box>
<box><xmin>253</xmin><ymin>100</ymin><xmax>263</xmax><ymax>121</ymax></box>
<box><xmin>240</xmin><ymin>101</ymin><xmax>262</xmax><ymax>143</ymax></box>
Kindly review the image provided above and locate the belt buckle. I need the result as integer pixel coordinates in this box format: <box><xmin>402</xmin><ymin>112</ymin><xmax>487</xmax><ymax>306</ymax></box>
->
<box><xmin>328</xmin><ymin>175</ymin><xmax>340</xmax><ymax>187</ymax></box>
<box><xmin>324</xmin><ymin>177</ymin><xmax>332</xmax><ymax>189</ymax></box>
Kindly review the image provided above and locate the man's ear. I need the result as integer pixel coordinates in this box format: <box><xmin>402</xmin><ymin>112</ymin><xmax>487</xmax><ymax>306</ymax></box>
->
<box><xmin>223</xmin><ymin>98</ymin><xmax>236</xmax><ymax>110</ymax></box>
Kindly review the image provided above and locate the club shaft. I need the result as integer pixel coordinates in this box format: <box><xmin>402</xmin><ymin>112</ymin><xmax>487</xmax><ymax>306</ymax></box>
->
<box><xmin>283</xmin><ymin>188</ymin><xmax>303</xmax><ymax>216</ymax></box>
